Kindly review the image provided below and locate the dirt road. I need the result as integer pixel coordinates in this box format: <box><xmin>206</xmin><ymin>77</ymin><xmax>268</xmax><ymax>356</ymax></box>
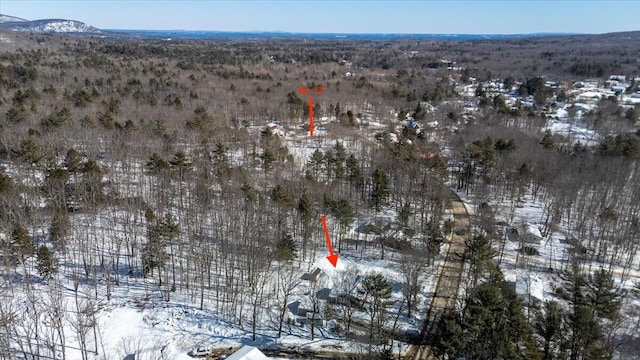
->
<box><xmin>408</xmin><ymin>192</ymin><xmax>471</xmax><ymax>360</ymax></box>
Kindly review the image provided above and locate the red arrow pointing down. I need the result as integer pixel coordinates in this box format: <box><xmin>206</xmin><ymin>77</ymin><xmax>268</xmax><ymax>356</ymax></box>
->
<box><xmin>320</xmin><ymin>214</ymin><xmax>338</xmax><ymax>267</ymax></box>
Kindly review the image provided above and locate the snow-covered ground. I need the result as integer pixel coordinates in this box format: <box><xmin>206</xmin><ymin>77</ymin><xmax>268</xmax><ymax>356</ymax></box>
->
<box><xmin>543</xmin><ymin>103</ymin><xmax>600</xmax><ymax>146</ymax></box>
<box><xmin>5</xmin><ymin>220</ymin><xmax>439</xmax><ymax>359</ymax></box>
<box><xmin>455</xmin><ymin>186</ymin><xmax>640</xmax><ymax>356</ymax></box>
<box><xmin>1</xmin><ymin>120</ymin><xmax>447</xmax><ymax>359</ymax></box>
<box><xmin>544</xmin><ymin>117</ymin><xmax>599</xmax><ymax>146</ymax></box>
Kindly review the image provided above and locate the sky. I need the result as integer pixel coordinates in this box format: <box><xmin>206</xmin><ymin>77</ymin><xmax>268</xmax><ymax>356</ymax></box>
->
<box><xmin>1</xmin><ymin>0</ymin><xmax>639</xmax><ymax>34</ymax></box>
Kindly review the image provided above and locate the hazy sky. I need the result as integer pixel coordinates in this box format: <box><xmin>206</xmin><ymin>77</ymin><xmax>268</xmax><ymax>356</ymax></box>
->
<box><xmin>1</xmin><ymin>0</ymin><xmax>639</xmax><ymax>34</ymax></box>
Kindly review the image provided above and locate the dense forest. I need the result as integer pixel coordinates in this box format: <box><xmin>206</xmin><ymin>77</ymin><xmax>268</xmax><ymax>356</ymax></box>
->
<box><xmin>0</xmin><ymin>29</ymin><xmax>639</xmax><ymax>359</ymax></box>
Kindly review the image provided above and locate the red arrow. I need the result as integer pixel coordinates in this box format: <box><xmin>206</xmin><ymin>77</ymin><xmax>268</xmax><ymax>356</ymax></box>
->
<box><xmin>308</xmin><ymin>97</ymin><xmax>314</xmax><ymax>136</ymax></box>
<box><xmin>320</xmin><ymin>214</ymin><xmax>338</xmax><ymax>267</ymax></box>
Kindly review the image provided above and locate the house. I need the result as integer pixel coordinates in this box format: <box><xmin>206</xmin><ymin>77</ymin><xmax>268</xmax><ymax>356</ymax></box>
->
<box><xmin>226</xmin><ymin>345</ymin><xmax>269</xmax><ymax>360</ymax></box>
<box><xmin>508</xmin><ymin>224</ymin><xmax>543</xmax><ymax>245</ymax></box>
<box><xmin>576</xmin><ymin>91</ymin><xmax>604</xmax><ymax>102</ymax></box>
<box><xmin>404</xmin><ymin>119</ymin><xmax>419</xmax><ymax>129</ymax></box>
<box><xmin>301</xmin><ymin>267</ymin><xmax>321</xmax><ymax>282</ymax></box>
<box><xmin>609</xmin><ymin>74</ymin><xmax>626</xmax><ymax>82</ymax></box>
<box><xmin>573</xmin><ymin>103</ymin><xmax>593</xmax><ymax>112</ymax></box>
<box><xmin>521</xmin><ymin>224</ymin><xmax>544</xmax><ymax>245</ymax></box>
<box><xmin>387</xmin><ymin>132</ymin><xmax>399</xmax><ymax>144</ymax></box>
<box><xmin>404</xmin><ymin>119</ymin><xmax>421</xmax><ymax>135</ymax></box>
<box><xmin>612</xmin><ymin>86</ymin><xmax>626</xmax><ymax>95</ymax></box>
<box><xmin>316</xmin><ymin>287</ymin><xmax>332</xmax><ymax>301</ymax></box>
<box><xmin>266</xmin><ymin>123</ymin><xmax>284</xmax><ymax>137</ymax></box>
<box><xmin>287</xmin><ymin>300</ymin><xmax>302</xmax><ymax>316</ymax></box>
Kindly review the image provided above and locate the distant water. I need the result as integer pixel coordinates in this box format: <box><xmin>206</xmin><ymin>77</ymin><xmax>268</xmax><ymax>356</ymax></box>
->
<box><xmin>105</xmin><ymin>29</ymin><xmax>574</xmax><ymax>41</ymax></box>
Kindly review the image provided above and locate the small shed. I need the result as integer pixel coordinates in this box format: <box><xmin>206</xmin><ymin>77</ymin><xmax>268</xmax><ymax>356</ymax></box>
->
<box><xmin>316</xmin><ymin>287</ymin><xmax>332</xmax><ymax>301</ymax></box>
<box><xmin>226</xmin><ymin>345</ymin><xmax>269</xmax><ymax>360</ymax></box>
<box><xmin>266</xmin><ymin>123</ymin><xmax>285</xmax><ymax>137</ymax></box>
<box><xmin>609</xmin><ymin>74</ymin><xmax>626</xmax><ymax>82</ymax></box>
<box><xmin>509</xmin><ymin>224</ymin><xmax>543</xmax><ymax>245</ymax></box>
<box><xmin>287</xmin><ymin>300</ymin><xmax>301</xmax><ymax>316</ymax></box>
<box><xmin>302</xmin><ymin>267</ymin><xmax>321</xmax><ymax>282</ymax></box>
<box><xmin>522</xmin><ymin>224</ymin><xmax>543</xmax><ymax>244</ymax></box>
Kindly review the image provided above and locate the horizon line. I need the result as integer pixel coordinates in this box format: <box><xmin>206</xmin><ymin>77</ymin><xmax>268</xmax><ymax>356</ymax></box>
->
<box><xmin>105</xmin><ymin>28</ymin><xmax>590</xmax><ymax>36</ymax></box>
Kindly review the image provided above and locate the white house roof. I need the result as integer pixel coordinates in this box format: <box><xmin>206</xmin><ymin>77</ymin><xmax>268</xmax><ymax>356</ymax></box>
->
<box><xmin>525</xmin><ymin>224</ymin><xmax>542</xmax><ymax>239</ymax></box>
<box><xmin>226</xmin><ymin>346</ymin><xmax>269</xmax><ymax>360</ymax></box>
<box><xmin>577</xmin><ymin>91</ymin><xmax>604</xmax><ymax>99</ymax></box>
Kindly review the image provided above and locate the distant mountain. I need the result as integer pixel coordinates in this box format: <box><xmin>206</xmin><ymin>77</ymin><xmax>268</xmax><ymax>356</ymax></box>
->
<box><xmin>0</xmin><ymin>14</ymin><xmax>28</xmax><ymax>23</ymax></box>
<box><xmin>0</xmin><ymin>14</ymin><xmax>101</xmax><ymax>33</ymax></box>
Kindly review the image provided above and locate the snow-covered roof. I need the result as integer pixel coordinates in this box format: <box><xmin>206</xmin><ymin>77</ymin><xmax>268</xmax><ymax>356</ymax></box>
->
<box><xmin>226</xmin><ymin>345</ymin><xmax>269</xmax><ymax>360</ymax></box>
<box><xmin>573</xmin><ymin>103</ymin><xmax>595</xmax><ymax>111</ymax></box>
<box><xmin>525</xmin><ymin>224</ymin><xmax>542</xmax><ymax>239</ymax></box>
<box><xmin>577</xmin><ymin>91</ymin><xmax>604</xmax><ymax>99</ymax></box>
<box><xmin>405</xmin><ymin>120</ymin><xmax>419</xmax><ymax>129</ymax></box>
<box><xmin>609</xmin><ymin>74</ymin><xmax>626</xmax><ymax>81</ymax></box>
<box><xmin>623</xmin><ymin>97</ymin><xmax>640</xmax><ymax>105</ymax></box>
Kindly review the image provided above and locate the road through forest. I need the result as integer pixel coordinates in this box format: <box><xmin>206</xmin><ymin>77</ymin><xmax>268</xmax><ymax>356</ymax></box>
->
<box><xmin>408</xmin><ymin>191</ymin><xmax>471</xmax><ymax>360</ymax></box>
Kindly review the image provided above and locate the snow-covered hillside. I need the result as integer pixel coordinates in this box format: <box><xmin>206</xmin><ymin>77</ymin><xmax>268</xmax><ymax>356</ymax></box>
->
<box><xmin>0</xmin><ymin>16</ymin><xmax>101</xmax><ymax>33</ymax></box>
<box><xmin>0</xmin><ymin>14</ymin><xmax>28</xmax><ymax>23</ymax></box>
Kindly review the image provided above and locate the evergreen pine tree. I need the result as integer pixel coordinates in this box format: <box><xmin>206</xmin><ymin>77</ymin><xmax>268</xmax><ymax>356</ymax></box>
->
<box><xmin>562</xmin><ymin>261</ymin><xmax>609</xmax><ymax>360</ymax></box>
<box><xmin>36</xmin><ymin>245</ymin><xmax>58</xmax><ymax>280</ymax></box>
<box><xmin>307</xmin><ymin>149</ymin><xmax>324</xmax><ymax>179</ymax></box>
<box><xmin>534</xmin><ymin>300</ymin><xmax>564</xmax><ymax>360</ymax></box>
<box><xmin>212</xmin><ymin>142</ymin><xmax>229</xmax><ymax>172</ymax></box>
<box><xmin>271</xmin><ymin>184</ymin><xmax>291</xmax><ymax>206</ymax></box>
<box><xmin>261</xmin><ymin>147</ymin><xmax>276</xmax><ymax>170</ymax></box>
<box><xmin>371</xmin><ymin>169</ymin><xmax>389</xmax><ymax>211</ymax></box>
<box><xmin>587</xmin><ymin>268</ymin><xmax>623</xmax><ymax>320</ymax></box>
<box><xmin>275</xmin><ymin>232</ymin><xmax>296</xmax><ymax>260</ymax></box>
<box><xmin>346</xmin><ymin>154</ymin><xmax>363</xmax><ymax>190</ymax></box>
<box><xmin>432</xmin><ymin>272</ymin><xmax>541</xmax><ymax>360</ymax></box>
<box><xmin>11</xmin><ymin>224</ymin><xmax>35</xmax><ymax>262</ymax></box>
<box><xmin>359</xmin><ymin>273</ymin><xmax>394</xmax><ymax>346</ymax></box>
<box><xmin>146</xmin><ymin>153</ymin><xmax>170</xmax><ymax>174</ymax></box>
<box><xmin>297</xmin><ymin>193</ymin><xmax>313</xmax><ymax>260</ymax></box>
